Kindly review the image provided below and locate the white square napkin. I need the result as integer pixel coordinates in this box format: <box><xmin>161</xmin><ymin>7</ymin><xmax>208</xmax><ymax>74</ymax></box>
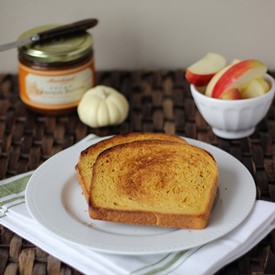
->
<box><xmin>1</xmin><ymin>135</ymin><xmax>275</xmax><ymax>275</ymax></box>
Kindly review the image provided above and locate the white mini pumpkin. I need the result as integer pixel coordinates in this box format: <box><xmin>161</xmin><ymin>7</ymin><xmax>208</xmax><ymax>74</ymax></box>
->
<box><xmin>77</xmin><ymin>85</ymin><xmax>129</xmax><ymax>128</ymax></box>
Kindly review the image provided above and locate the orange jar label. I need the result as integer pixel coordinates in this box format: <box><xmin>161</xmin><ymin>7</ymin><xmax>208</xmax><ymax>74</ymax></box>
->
<box><xmin>18</xmin><ymin>59</ymin><xmax>95</xmax><ymax>111</ymax></box>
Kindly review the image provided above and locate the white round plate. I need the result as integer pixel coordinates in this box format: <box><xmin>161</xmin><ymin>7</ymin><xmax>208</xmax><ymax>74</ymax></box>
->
<box><xmin>25</xmin><ymin>136</ymin><xmax>256</xmax><ymax>255</ymax></box>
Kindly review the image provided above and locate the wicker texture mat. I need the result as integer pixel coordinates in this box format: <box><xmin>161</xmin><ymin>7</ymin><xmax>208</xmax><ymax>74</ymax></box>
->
<box><xmin>0</xmin><ymin>71</ymin><xmax>275</xmax><ymax>274</ymax></box>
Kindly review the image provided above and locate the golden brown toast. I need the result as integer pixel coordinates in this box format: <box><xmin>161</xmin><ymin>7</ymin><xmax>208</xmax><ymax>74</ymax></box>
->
<box><xmin>76</xmin><ymin>132</ymin><xmax>187</xmax><ymax>201</ymax></box>
<box><xmin>89</xmin><ymin>139</ymin><xmax>218</xmax><ymax>229</ymax></box>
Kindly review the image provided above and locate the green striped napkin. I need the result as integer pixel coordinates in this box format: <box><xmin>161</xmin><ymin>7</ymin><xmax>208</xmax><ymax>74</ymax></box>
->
<box><xmin>1</xmin><ymin>134</ymin><xmax>275</xmax><ymax>274</ymax></box>
<box><xmin>1</xmin><ymin>171</ymin><xmax>275</xmax><ymax>275</ymax></box>
<box><xmin>0</xmin><ymin>170</ymin><xmax>198</xmax><ymax>274</ymax></box>
<box><xmin>0</xmin><ymin>172</ymin><xmax>32</xmax><ymax>218</ymax></box>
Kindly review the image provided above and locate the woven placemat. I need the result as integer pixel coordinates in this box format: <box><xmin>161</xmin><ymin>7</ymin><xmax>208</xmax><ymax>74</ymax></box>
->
<box><xmin>0</xmin><ymin>71</ymin><xmax>275</xmax><ymax>274</ymax></box>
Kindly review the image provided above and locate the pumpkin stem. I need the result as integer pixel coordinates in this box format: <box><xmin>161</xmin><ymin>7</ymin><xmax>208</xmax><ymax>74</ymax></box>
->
<box><xmin>97</xmin><ymin>87</ymin><xmax>109</xmax><ymax>99</ymax></box>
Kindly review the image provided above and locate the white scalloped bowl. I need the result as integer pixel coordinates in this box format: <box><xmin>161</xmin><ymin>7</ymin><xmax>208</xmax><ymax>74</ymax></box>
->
<box><xmin>190</xmin><ymin>74</ymin><xmax>275</xmax><ymax>139</ymax></box>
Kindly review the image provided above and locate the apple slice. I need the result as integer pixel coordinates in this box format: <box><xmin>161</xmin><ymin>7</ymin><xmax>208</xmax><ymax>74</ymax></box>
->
<box><xmin>219</xmin><ymin>88</ymin><xmax>242</xmax><ymax>100</ymax></box>
<box><xmin>209</xmin><ymin>60</ymin><xmax>267</xmax><ymax>99</ymax></box>
<box><xmin>241</xmin><ymin>78</ymin><xmax>270</xmax><ymax>98</ymax></box>
<box><xmin>185</xmin><ymin>52</ymin><xmax>227</xmax><ymax>86</ymax></box>
<box><xmin>205</xmin><ymin>59</ymin><xmax>242</xmax><ymax>97</ymax></box>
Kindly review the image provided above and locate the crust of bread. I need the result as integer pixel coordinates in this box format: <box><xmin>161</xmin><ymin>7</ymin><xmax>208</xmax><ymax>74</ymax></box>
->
<box><xmin>76</xmin><ymin>132</ymin><xmax>187</xmax><ymax>201</ymax></box>
<box><xmin>89</xmin><ymin>207</ymin><xmax>210</xmax><ymax>229</ymax></box>
<box><xmin>89</xmin><ymin>139</ymin><xmax>218</xmax><ymax>229</ymax></box>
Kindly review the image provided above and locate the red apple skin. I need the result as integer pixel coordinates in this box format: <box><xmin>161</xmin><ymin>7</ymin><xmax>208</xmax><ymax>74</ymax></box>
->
<box><xmin>185</xmin><ymin>70</ymin><xmax>215</xmax><ymax>86</ymax></box>
<box><xmin>185</xmin><ymin>52</ymin><xmax>227</xmax><ymax>86</ymax></box>
<box><xmin>205</xmin><ymin>59</ymin><xmax>241</xmax><ymax>97</ymax></box>
<box><xmin>211</xmin><ymin>60</ymin><xmax>267</xmax><ymax>98</ymax></box>
<box><xmin>219</xmin><ymin>88</ymin><xmax>242</xmax><ymax>100</ymax></box>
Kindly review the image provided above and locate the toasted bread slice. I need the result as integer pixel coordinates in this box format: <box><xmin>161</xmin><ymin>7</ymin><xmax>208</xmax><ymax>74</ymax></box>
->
<box><xmin>89</xmin><ymin>140</ymin><xmax>218</xmax><ymax>229</ymax></box>
<box><xmin>76</xmin><ymin>132</ymin><xmax>187</xmax><ymax>201</ymax></box>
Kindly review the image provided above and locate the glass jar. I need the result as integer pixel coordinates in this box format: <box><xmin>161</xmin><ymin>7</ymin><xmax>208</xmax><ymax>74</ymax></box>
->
<box><xmin>18</xmin><ymin>25</ymin><xmax>95</xmax><ymax>115</ymax></box>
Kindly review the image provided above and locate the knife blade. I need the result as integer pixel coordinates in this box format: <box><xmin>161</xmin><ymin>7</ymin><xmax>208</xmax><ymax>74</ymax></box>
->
<box><xmin>0</xmin><ymin>18</ymin><xmax>98</xmax><ymax>52</ymax></box>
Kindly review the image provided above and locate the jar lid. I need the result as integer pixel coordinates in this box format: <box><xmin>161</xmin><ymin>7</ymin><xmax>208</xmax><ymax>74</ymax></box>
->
<box><xmin>18</xmin><ymin>25</ymin><xmax>93</xmax><ymax>63</ymax></box>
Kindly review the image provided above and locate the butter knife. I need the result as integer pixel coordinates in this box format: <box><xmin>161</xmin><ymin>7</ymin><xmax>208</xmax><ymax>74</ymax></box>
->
<box><xmin>0</xmin><ymin>18</ymin><xmax>98</xmax><ymax>52</ymax></box>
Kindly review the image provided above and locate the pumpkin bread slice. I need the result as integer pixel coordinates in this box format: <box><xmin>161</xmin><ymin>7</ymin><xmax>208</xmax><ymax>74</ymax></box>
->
<box><xmin>76</xmin><ymin>132</ymin><xmax>187</xmax><ymax>201</ymax></box>
<box><xmin>89</xmin><ymin>139</ymin><xmax>218</xmax><ymax>229</ymax></box>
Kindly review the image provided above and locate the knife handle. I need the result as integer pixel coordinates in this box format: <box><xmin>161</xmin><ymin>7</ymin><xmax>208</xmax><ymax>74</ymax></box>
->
<box><xmin>35</xmin><ymin>18</ymin><xmax>98</xmax><ymax>42</ymax></box>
